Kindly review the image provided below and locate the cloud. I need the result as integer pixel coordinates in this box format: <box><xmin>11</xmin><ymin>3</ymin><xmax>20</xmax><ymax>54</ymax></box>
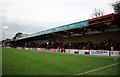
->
<box><xmin>1</xmin><ymin>16</ymin><xmax>63</xmax><ymax>40</ymax></box>
<box><xmin>2</xmin><ymin>0</ymin><xmax>113</xmax><ymax>22</ymax></box>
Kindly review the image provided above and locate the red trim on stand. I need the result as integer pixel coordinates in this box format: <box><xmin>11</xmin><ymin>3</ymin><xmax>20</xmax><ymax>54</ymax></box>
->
<box><xmin>89</xmin><ymin>13</ymin><xmax>117</xmax><ymax>26</ymax></box>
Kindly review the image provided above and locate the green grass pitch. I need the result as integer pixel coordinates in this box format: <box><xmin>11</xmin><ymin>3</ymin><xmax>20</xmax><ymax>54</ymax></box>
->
<box><xmin>2</xmin><ymin>48</ymin><xmax>119</xmax><ymax>75</ymax></box>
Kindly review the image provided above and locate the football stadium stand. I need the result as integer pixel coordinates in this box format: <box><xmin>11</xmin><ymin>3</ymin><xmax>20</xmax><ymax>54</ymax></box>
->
<box><xmin>8</xmin><ymin>13</ymin><xmax>120</xmax><ymax>56</ymax></box>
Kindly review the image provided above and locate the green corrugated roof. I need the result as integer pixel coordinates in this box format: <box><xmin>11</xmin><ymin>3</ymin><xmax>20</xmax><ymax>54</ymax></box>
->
<box><xmin>17</xmin><ymin>20</ymin><xmax>89</xmax><ymax>40</ymax></box>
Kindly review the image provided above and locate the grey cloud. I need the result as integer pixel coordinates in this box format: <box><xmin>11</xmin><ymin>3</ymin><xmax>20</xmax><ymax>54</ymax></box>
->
<box><xmin>1</xmin><ymin>16</ymin><xmax>61</xmax><ymax>40</ymax></box>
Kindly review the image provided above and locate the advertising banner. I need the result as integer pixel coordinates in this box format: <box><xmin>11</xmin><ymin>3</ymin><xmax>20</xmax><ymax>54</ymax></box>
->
<box><xmin>111</xmin><ymin>51</ymin><xmax>120</xmax><ymax>56</ymax></box>
<box><xmin>90</xmin><ymin>50</ymin><xmax>109</xmax><ymax>56</ymax></box>
<box><xmin>65</xmin><ymin>49</ymin><xmax>70</xmax><ymax>53</ymax></box>
<box><xmin>32</xmin><ymin>48</ymin><xmax>37</xmax><ymax>50</ymax></box>
<box><xmin>30</xmin><ymin>48</ymin><xmax>33</xmax><ymax>50</ymax></box>
<box><xmin>17</xmin><ymin>47</ymin><xmax>22</xmax><ymax>49</ymax></box>
<box><xmin>70</xmin><ymin>49</ymin><xmax>79</xmax><ymax>54</ymax></box>
<box><xmin>25</xmin><ymin>48</ymin><xmax>29</xmax><ymax>50</ymax></box>
<box><xmin>102</xmin><ymin>50</ymin><xmax>109</xmax><ymax>56</ymax></box>
<box><xmin>50</xmin><ymin>49</ymin><xmax>57</xmax><ymax>52</ymax></box>
<box><xmin>37</xmin><ymin>48</ymin><xmax>41</xmax><ymax>51</ymax></box>
<box><xmin>79</xmin><ymin>50</ymin><xmax>89</xmax><ymax>54</ymax></box>
<box><xmin>40</xmin><ymin>48</ymin><xmax>46</xmax><ymax>52</ymax></box>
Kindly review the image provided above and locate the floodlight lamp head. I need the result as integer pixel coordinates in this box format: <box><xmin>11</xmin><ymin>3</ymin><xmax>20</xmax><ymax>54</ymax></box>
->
<box><xmin>2</xmin><ymin>26</ymin><xmax>8</xmax><ymax>29</ymax></box>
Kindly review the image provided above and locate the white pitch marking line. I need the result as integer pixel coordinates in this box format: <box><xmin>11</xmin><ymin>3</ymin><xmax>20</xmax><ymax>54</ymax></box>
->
<box><xmin>114</xmin><ymin>58</ymin><xmax>120</xmax><ymax>62</ymax></box>
<box><xmin>76</xmin><ymin>63</ymin><xmax>119</xmax><ymax>75</ymax></box>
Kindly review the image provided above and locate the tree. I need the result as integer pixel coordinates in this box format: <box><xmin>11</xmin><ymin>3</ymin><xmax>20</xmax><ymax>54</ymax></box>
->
<box><xmin>1</xmin><ymin>38</ymin><xmax>12</xmax><ymax>47</ymax></box>
<box><xmin>5</xmin><ymin>38</ymin><xmax>12</xmax><ymax>42</ymax></box>
<box><xmin>90</xmin><ymin>8</ymin><xmax>104</xmax><ymax>18</ymax></box>
<box><xmin>13</xmin><ymin>32</ymin><xmax>23</xmax><ymax>39</ymax></box>
<box><xmin>111</xmin><ymin>0</ymin><xmax>120</xmax><ymax>12</ymax></box>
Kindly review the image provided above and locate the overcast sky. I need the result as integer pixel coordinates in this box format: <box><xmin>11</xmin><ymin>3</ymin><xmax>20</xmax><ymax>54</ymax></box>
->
<box><xmin>0</xmin><ymin>0</ymin><xmax>115</xmax><ymax>41</ymax></box>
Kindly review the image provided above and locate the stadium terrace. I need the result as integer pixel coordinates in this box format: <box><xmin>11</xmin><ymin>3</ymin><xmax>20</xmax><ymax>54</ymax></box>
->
<box><xmin>8</xmin><ymin>13</ymin><xmax>120</xmax><ymax>56</ymax></box>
